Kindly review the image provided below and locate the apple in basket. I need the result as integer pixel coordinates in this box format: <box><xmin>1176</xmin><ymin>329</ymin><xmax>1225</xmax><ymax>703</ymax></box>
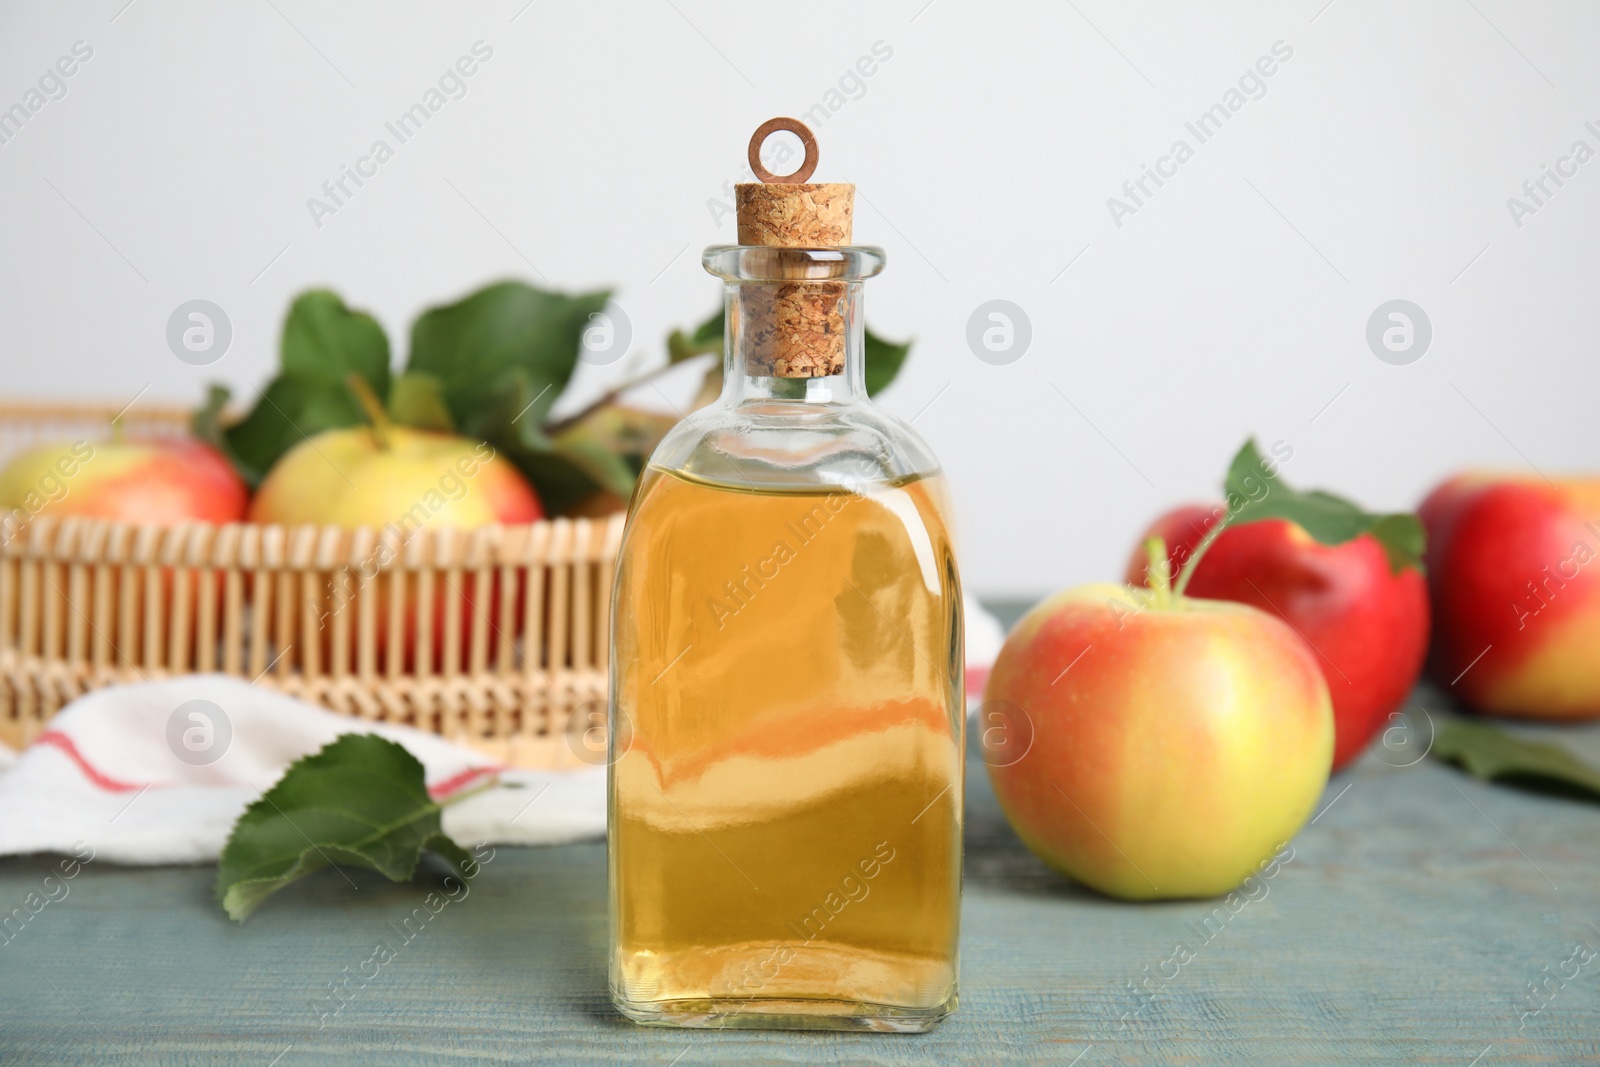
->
<box><xmin>0</xmin><ymin>435</ymin><xmax>251</xmax><ymax>667</ymax></box>
<box><xmin>0</xmin><ymin>436</ymin><xmax>249</xmax><ymax>535</ymax></box>
<box><xmin>247</xmin><ymin>414</ymin><xmax>543</xmax><ymax>672</ymax></box>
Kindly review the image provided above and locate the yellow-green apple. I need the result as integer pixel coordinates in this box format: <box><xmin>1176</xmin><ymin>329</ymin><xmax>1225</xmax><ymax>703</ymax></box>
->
<box><xmin>248</xmin><ymin>426</ymin><xmax>541</xmax><ymax>530</ymax></box>
<box><xmin>1419</xmin><ymin>474</ymin><xmax>1600</xmax><ymax>718</ymax></box>
<box><xmin>983</xmin><ymin>581</ymin><xmax>1333</xmax><ymax>900</ymax></box>
<box><xmin>0</xmin><ymin>437</ymin><xmax>248</xmax><ymax>534</ymax></box>
<box><xmin>248</xmin><ymin>425</ymin><xmax>542</xmax><ymax>669</ymax></box>
<box><xmin>1126</xmin><ymin>505</ymin><xmax>1429</xmax><ymax>770</ymax></box>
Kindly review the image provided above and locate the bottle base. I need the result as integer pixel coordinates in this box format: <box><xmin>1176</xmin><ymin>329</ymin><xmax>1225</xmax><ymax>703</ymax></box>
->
<box><xmin>611</xmin><ymin>992</ymin><xmax>957</xmax><ymax>1033</ymax></box>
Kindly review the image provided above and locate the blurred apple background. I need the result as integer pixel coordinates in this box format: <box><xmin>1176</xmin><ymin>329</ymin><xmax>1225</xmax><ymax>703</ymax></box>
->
<box><xmin>1</xmin><ymin>0</ymin><xmax>1596</xmax><ymax>599</ymax></box>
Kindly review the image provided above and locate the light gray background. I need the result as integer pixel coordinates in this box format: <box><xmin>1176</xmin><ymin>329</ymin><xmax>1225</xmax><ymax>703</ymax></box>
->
<box><xmin>2</xmin><ymin>0</ymin><xmax>1595</xmax><ymax>597</ymax></box>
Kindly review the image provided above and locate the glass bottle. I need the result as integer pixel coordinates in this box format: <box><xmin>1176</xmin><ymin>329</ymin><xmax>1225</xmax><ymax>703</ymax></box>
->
<box><xmin>607</xmin><ymin>132</ymin><xmax>964</xmax><ymax>1032</ymax></box>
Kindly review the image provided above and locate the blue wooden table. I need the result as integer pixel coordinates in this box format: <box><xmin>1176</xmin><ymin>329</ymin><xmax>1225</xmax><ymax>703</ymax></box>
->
<box><xmin>2</xmin><ymin>604</ymin><xmax>1598</xmax><ymax>1064</ymax></box>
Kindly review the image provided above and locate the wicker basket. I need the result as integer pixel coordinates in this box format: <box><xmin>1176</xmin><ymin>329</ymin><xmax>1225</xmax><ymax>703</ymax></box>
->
<box><xmin>0</xmin><ymin>400</ymin><xmax>624</xmax><ymax>769</ymax></box>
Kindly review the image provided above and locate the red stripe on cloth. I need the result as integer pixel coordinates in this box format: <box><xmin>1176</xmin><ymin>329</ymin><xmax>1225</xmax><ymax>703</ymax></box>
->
<box><xmin>35</xmin><ymin>729</ymin><xmax>499</xmax><ymax>799</ymax></box>
<box><xmin>428</xmin><ymin>764</ymin><xmax>504</xmax><ymax>800</ymax></box>
<box><xmin>33</xmin><ymin>731</ymin><xmax>150</xmax><ymax>793</ymax></box>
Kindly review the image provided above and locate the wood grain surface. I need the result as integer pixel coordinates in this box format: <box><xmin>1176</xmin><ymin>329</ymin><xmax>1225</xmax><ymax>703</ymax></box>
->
<box><xmin>1</xmin><ymin>626</ymin><xmax>1597</xmax><ymax>1063</ymax></box>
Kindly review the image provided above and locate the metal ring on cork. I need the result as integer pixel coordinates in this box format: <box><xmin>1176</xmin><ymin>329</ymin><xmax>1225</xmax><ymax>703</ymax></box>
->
<box><xmin>747</xmin><ymin>117</ymin><xmax>819</xmax><ymax>184</ymax></box>
<box><xmin>734</xmin><ymin>119</ymin><xmax>852</xmax><ymax>248</ymax></box>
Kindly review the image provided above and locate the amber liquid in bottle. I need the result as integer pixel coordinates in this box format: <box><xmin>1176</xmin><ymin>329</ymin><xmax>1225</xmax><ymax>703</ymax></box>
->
<box><xmin>609</xmin><ymin>463</ymin><xmax>963</xmax><ymax>1030</ymax></box>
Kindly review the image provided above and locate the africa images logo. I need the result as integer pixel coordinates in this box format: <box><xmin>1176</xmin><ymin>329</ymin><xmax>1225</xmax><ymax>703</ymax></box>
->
<box><xmin>1106</xmin><ymin>41</ymin><xmax>1294</xmax><ymax>228</ymax></box>
<box><xmin>305</xmin><ymin>41</ymin><xmax>494</xmax><ymax>229</ymax></box>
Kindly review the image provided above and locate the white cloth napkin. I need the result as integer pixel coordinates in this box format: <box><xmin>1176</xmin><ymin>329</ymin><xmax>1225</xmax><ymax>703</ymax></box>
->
<box><xmin>0</xmin><ymin>676</ymin><xmax>606</xmax><ymax>865</ymax></box>
<box><xmin>964</xmin><ymin>598</ymin><xmax>1006</xmax><ymax>700</ymax></box>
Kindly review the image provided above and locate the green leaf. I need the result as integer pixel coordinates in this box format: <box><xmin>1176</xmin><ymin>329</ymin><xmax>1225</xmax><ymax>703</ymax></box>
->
<box><xmin>220</xmin><ymin>378</ymin><xmax>358</xmax><ymax>487</ymax></box>
<box><xmin>216</xmin><ymin>734</ymin><xmax>480</xmax><ymax>922</ymax></box>
<box><xmin>406</xmin><ymin>282</ymin><xmax>614</xmax><ymax>512</ymax></box>
<box><xmin>667</xmin><ymin>328</ymin><xmax>718</xmax><ymax>365</ymax></box>
<box><xmin>388</xmin><ymin>371</ymin><xmax>456</xmax><ymax>432</ymax></box>
<box><xmin>281</xmin><ymin>290</ymin><xmax>391</xmax><ymax>394</ymax></box>
<box><xmin>552</xmin><ymin>409</ymin><xmax>668</xmax><ymax>495</ymax></box>
<box><xmin>543</xmin><ymin>436</ymin><xmax>636</xmax><ymax>498</ymax></box>
<box><xmin>1431</xmin><ymin>719</ymin><xmax>1600</xmax><ymax>803</ymax></box>
<box><xmin>217</xmin><ymin>291</ymin><xmax>392</xmax><ymax>486</ymax></box>
<box><xmin>864</xmin><ymin>326</ymin><xmax>911</xmax><ymax>397</ymax></box>
<box><xmin>408</xmin><ymin>281</ymin><xmax>611</xmax><ymax>432</ymax></box>
<box><xmin>680</xmin><ymin>308</ymin><xmax>911</xmax><ymax>396</ymax></box>
<box><xmin>690</xmin><ymin>308</ymin><xmax>725</xmax><ymax>346</ymax></box>
<box><xmin>190</xmin><ymin>383</ymin><xmax>232</xmax><ymax>454</ymax></box>
<box><xmin>691</xmin><ymin>362</ymin><xmax>723</xmax><ymax>411</ymax></box>
<box><xmin>191</xmin><ymin>383</ymin><xmax>260</xmax><ymax>485</ymax></box>
<box><xmin>1368</xmin><ymin>513</ymin><xmax>1428</xmax><ymax>574</ymax></box>
<box><xmin>668</xmin><ymin>309</ymin><xmax>723</xmax><ymax>364</ymax></box>
<box><xmin>457</xmin><ymin>366</ymin><xmax>548</xmax><ymax>450</ymax></box>
<box><xmin>505</xmin><ymin>447</ymin><xmax>617</xmax><ymax>518</ymax></box>
<box><xmin>517</xmin><ymin>419</ymin><xmax>638</xmax><ymax>513</ymax></box>
<box><xmin>447</xmin><ymin>366</ymin><xmax>615</xmax><ymax>515</ymax></box>
<box><xmin>554</xmin><ymin>404</ymin><xmax>678</xmax><ymax>465</ymax></box>
<box><xmin>1222</xmin><ymin>438</ymin><xmax>1426</xmax><ymax>572</ymax></box>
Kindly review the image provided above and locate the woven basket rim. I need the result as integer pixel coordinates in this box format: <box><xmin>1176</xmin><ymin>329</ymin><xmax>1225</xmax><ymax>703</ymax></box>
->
<box><xmin>0</xmin><ymin>398</ymin><xmax>626</xmax><ymax>769</ymax></box>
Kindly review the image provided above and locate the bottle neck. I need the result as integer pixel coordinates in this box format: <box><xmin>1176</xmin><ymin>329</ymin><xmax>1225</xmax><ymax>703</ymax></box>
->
<box><xmin>721</xmin><ymin>279</ymin><xmax>866</xmax><ymax>408</ymax></box>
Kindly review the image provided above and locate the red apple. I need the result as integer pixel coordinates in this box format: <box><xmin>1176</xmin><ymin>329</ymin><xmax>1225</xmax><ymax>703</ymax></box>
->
<box><xmin>1125</xmin><ymin>506</ymin><xmax>1428</xmax><ymax>771</ymax></box>
<box><xmin>1419</xmin><ymin>473</ymin><xmax>1600</xmax><ymax>718</ymax></box>
<box><xmin>0</xmin><ymin>437</ymin><xmax>248</xmax><ymax>536</ymax></box>
<box><xmin>248</xmin><ymin>425</ymin><xmax>542</xmax><ymax>670</ymax></box>
<box><xmin>983</xmin><ymin>583</ymin><xmax>1332</xmax><ymax>900</ymax></box>
<box><xmin>0</xmin><ymin>436</ymin><xmax>250</xmax><ymax>665</ymax></box>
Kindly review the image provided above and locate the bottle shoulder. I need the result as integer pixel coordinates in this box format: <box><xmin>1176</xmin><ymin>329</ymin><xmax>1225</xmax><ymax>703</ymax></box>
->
<box><xmin>646</xmin><ymin>399</ymin><xmax>941</xmax><ymax>491</ymax></box>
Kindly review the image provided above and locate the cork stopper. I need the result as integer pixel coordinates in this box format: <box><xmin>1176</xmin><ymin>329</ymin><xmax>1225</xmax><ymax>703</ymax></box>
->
<box><xmin>735</xmin><ymin>183</ymin><xmax>853</xmax><ymax>247</ymax></box>
<box><xmin>734</xmin><ymin>118</ymin><xmax>854</xmax><ymax>378</ymax></box>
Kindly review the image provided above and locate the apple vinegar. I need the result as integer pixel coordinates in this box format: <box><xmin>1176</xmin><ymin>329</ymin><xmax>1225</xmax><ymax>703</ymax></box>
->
<box><xmin>607</xmin><ymin>120</ymin><xmax>964</xmax><ymax>1031</ymax></box>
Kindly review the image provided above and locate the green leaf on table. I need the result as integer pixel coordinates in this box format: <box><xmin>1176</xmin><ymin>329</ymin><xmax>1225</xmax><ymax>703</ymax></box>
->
<box><xmin>679</xmin><ymin>307</ymin><xmax>911</xmax><ymax>396</ymax></box>
<box><xmin>213</xmin><ymin>291</ymin><xmax>391</xmax><ymax>486</ymax></box>
<box><xmin>1431</xmin><ymin>719</ymin><xmax>1600</xmax><ymax>803</ymax></box>
<box><xmin>387</xmin><ymin>371</ymin><xmax>456</xmax><ymax>432</ymax></box>
<box><xmin>408</xmin><ymin>280</ymin><xmax>611</xmax><ymax>432</ymax></box>
<box><xmin>215</xmin><ymin>734</ymin><xmax>480</xmax><ymax>922</ymax></box>
<box><xmin>1222</xmin><ymin>438</ymin><xmax>1426</xmax><ymax>572</ymax></box>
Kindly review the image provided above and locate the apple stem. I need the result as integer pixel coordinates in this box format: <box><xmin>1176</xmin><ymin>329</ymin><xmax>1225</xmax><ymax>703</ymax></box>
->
<box><xmin>1172</xmin><ymin>516</ymin><xmax>1231</xmax><ymax>598</ymax></box>
<box><xmin>1144</xmin><ymin>536</ymin><xmax>1173</xmax><ymax>608</ymax></box>
<box><xmin>345</xmin><ymin>373</ymin><xmax>392</xmax><ymax>450</ymax></box>
<box><xmin>544</xmin><ymin>358</ymin><xmax>692</xmax><ymax>436</ymax></box>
